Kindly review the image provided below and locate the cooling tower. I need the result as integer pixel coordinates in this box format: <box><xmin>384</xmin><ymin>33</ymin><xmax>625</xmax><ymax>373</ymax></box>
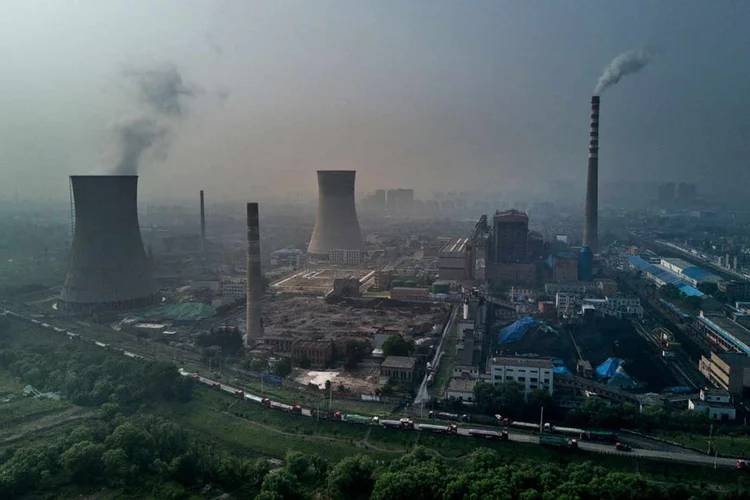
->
<box><xmin>246</xmin><ymin>202</ymin><xmax>264</xmax><ymax>342</ymax></box>
<box><xmin>583</xmin><ymin>96</ymin><xmax>600</xmax><ymax>253</ymax></box>
<box><xmin>307</xmin><ymin>170</ymin><xmax>363</xmax><ymax>256</ymax></box>
<box><xmin>60</xmin><ymin>175</ymin><xmax>158</xmax><ymax>311</ymax></box>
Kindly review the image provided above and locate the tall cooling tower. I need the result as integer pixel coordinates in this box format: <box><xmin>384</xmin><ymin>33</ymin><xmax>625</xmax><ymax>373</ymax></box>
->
<box><xmin>583</xmin><ymin>95</ymin><xmax>600</xmax><ymax>253</ymax></box>
<box><xmin>61</xmin><ymin>175</ymin><xmax>158</xmax><ymax>311</ymax></box>
<box><xmin>307</xmin><ymin>170</ymin><xmax>363</xmax><ymax>256</ymax></box>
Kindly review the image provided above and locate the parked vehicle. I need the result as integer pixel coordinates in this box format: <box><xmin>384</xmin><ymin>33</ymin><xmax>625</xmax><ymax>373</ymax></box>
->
<box><xmin>342</xmin><ymin>414</ymin><xmax>375</xmax><ymax>425</ymax></box>
<box><xmin>428</xmin><ymin>411</ymin><xmax>462</xmax><ymax>422</ymax></box>
<box><xmin>381</xmin><ymin>418</ymin><xmax>415</xmax><ymax>430</ymax></box>
<box><xmin>468</xmin><ymin>429</ymin><xmax>508</xmax><ymax>441</ymax></box>
<box><xmin>615</xmin><ymin>442</ymin><xmax>631</xmax><ymax>452</ymax></box>
<box><xmin>540</xmin><ymin>433</ymin><xmax>578</xmax><ymax>449</ymax></box>
<box><xmin>419</xmin><ymin>423</ymin><xmax>458</xmax><ymax>434</ymax></box>
<box><xmin>579</xmin><ymin>430</ymin><xmax>618</xmax><ymax>443</ymax></box>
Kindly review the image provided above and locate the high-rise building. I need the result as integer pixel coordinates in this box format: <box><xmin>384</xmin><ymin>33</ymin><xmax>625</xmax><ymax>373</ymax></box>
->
<box><xmin>657</xmin><ymin>183</ymin><xmax>676</xmax><ymax>205</ymax></box>
<box><xmin>386</xmin><ymin>188</ymin><xmax>414</xmax><ymax>213</ymax></box>
<box><xmin>490</xmin><ymin>210</ymin><xmax>529</xmax><ymax>264</ymax></box>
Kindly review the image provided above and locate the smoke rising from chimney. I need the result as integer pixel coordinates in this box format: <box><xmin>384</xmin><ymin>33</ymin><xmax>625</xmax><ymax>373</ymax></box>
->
<box><xmin>111</xmin><ymin>63</ymin><xmax>193</xmax><ymax>175</ymax></box>
<box><xmin>594</xmin><ymin>48</ymin><xmax>652</xmax><ymax>95</ymax></box>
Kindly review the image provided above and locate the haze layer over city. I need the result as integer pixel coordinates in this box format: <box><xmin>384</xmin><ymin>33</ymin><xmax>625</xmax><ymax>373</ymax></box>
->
<box><xmin>1</xmin><ymin>2</ymin><xmax>750</xmax><ymax>499</ymax></box>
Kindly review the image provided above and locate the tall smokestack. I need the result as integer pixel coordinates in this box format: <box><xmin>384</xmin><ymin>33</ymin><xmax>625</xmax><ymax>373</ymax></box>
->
<box><xmin>199</xmin><ymin>190</ymin><xmax>206</xmax><ymax>252</ymax></box>
<box><xmin>246</xmin><ymin>202</ymin><xmax>263</xmax><ymax>343</ymax></box>
<box><xmin>61</xmin><ymin>175</ymin><xmax>157</xmax><ymax>311</ymax></box>
<box><xmin>583</xmin><ymin>96</ymin><xmax>600</xmax><ymax>252</ymax></box>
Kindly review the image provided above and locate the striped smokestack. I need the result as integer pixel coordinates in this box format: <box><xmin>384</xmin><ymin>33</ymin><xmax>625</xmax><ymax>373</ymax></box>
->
<box><xmin>583</xmin><ymin>95</ymin><xmax>600</xmax><ymax>252</ymax></box>
<box><xmin>246</xmin><ymin>202</ymin><xmax>263</xmax><ymax>343</ymax></box>
<box><xmin>199</xmin><ymin>190</ymin><xmax>206</xmax><ymax>252</ymax></box>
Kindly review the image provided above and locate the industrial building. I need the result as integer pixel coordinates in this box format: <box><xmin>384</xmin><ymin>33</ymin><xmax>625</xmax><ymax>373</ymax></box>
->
<box><xmin>445</xmin><ymin>378</ymin><xmax>478</xmax><ymax>401</ymax></box>
<box><xmin>699</xmin><ymin>351</ymin><xmax>750</xmax><ymax>397</ymax></box>
<box><xmin>549</xmin><ymin>252</ymin><xmax>578</xmax><ymax>282</ymax></box>
<box><xmin>270</xmin><ymin>249</ymin><xmax>304</xmax><ymax>268</ymax></box>
<box><xmin>290</xmin><ymin>339</ymin><xmax>334</xmax><ymax>368</ymax></box>
<box><xmin>221</xmin><ymin>278</ymin><xmax>247</xmax><ymax>298</ymax></box>
<box><xmin>628</xmin><ymin>256</ymin><xmax>704</xmax><ymax>297</ymax></box>
<box><xmin>437</xmin><ymin>237</ymin><xmax>476</xmax><ymax>281</ymax></box>
<box><xmin>660</xmin><ymin>258</ymin><xmax>721</xmax><ymax>287</ymax></box>
<box><xmin>380</xmin><ymin>356</ymin><xmax>417</xmax><ymax>383</ymax></box>
<box><xmin>687</xmin><ymin>388</ymin><xmax>736</xmax><ymax>421</ymax></box>
<box><xmin>328</xmin><ymin>249</ymin><xmax>362</xmax><ymax>265</ymax></box>
<box><xmin>389</xmin><ymin>287</ymin><xmax>429</xmax><ymax>302</ymax></box>
<box><xmin>488</xmin><ymin>356</ymin><xmax>554</xmax><ymax>396</ymax></box>
<box><xmin>61</xmin><ymin>175</ymin><xmax>158</xmax><ymax>311</ymax></box>
<box><xmin>696</xmin><ymin>312</ymin><xmax>750</xmax><ymax>355</ymax></box>
<box><xmin>581</xmin><ymin>296</ymin><xmax>643</xmax><ymax>320</ymax></box>
<box><xmin>308</xmin><ymin>170</ymin><xmax>363</xmax><ymax>257</ymax></box>
<box><xmin>490</xmin><ymin>210</ymin><xmax>529</xmax><ymax>264</ymax></box>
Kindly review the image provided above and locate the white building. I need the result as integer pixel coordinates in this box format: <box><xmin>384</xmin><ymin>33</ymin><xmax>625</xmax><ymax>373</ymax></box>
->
<box><xmin>687</xmin><ymin>388</ymin><xmax>736</xmax><ymax>421</ymax></box>
<box><xmin>270</xmin><ymin>248</ymin><xmax>304</xmax><ymax>268</ymax></box>
<box><xmin>329</xmin><ymin>249</ymin><xmax>362</xmax><ymax>265</ymax></box>
<box><xmin>582</xmin><ymin>296</ymin><xmax>643</xmax><ymax>319</ymax></box>
<box><xmin>221</xmin><ymin>278</ymin><xmax>247</xmax><ymax>298</ymax></box>
<box><xmin>446</xmin><ymin>378</ymin><xmax>477</xmax><ymax>401</ymax></box>
<box><xmin>488</xmin><ymin>356</ymin><xmax>554</xmax><ymax>396</ymax></box>
<box><xmin>555</xmin><ymin>293</ymin><xmax>577</xmax><ymax>312</ymax></box>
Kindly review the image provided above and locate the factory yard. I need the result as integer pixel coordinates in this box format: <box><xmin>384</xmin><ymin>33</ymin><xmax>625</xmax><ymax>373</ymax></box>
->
<box><xmin>295</xmin><ymin>368</ymin><xmax>379</xmax><ymax>393</ymax></box>
<box><xmin>272</xmin><ymin>267</ymin><xmax>372</xmax><ymax>294</ymax></box>
<box><xmin>263</xmin><ymin>295</ymin><xmax>448</xmax><ymax>340</ymax></box>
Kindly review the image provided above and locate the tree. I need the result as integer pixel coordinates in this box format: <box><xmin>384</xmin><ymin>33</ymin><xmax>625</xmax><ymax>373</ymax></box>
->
<box><xmin>327</xmin><ymin>455</ymin><xmax>375</xmax><ymax>500</ymax></box>
<box><xmin>660</xmin><ymin>284</ymin><xmax>683</xmax><ymax>300</ymax></box>
<box><xmin>60</xmin><ymin>441</ymin><xmax>105</xmax><ymax>484</ymax></box>
<box><xmin>102</xmin><ymin>448</ymin><xmax>137</xmax><ymax>487</ymax></box>
<box><xmin>382</xmin><ymin>335</ymin><xmax>415</xmax><ymax>357</ymax></box>
<box><xmin>273</xmin><ymin>357</ymin><xmax>293</xmax><ymax>377</ymax></box>
<box><xmin>260</xmin><ymin>469</ymin><xmax>306</xmax><ymax>500</ymax></box>
<box><xmin>344</xmin><ymin>340</ymin><xmax>371</xmax><ymax>370</ymax></box>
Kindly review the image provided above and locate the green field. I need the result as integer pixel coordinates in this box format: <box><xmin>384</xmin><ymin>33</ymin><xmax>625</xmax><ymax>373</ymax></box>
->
<box><xmin>654</xmin><ymin>430</ymin><xmax>750</xmax><ymax>458</ymax></box>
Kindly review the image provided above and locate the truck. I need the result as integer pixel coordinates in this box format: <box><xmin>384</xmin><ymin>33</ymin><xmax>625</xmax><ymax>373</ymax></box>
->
<box><xmin>419</xmin><ymin>423</ymin><xmax>458</xmax><ymax>434</ymax></box>
<box><xmin>462</xmin><ymin>413</ymin><xmax>500</xmax><ymax>426</ymax></box>
<box><xmin>579</xmin><ymin>430</ymin><xmax>618</xmax><ymax>443</ymax></box>
<box><xmin>311</xmin><ymin>409</ymin><xmax>342</xmax><ymax>421</ymax></box>
<box><xmin>381</xmin><ymin>418</ymin><xmax>415</xmax><ymax>430</ymax></box>
<box><xmin>342</xmin><ymin>414</ymin><xmax>375</xmax><ymax>425</ymax></box>
<box><xmin>540</xmin><ymin>434</ymin><xmax>578</xmax><ymax>449</ymax></box>
<box><xmin>468</xmin><ymin>429</ymin><xmax>508</xmax><ymax>441</ymax></box>
<box><xmin>428</xmin><ymin>411</ymin><xmax>462</xmax><ymax>422</ymax></box>
<box><xmin>262</xmin><ymin>398</ymin><xmax>303</xmax><ymax>415</ymax></box>
<box><xmin>235</xmin><ymin>390</ymin><xmax>245</xmax><ymax>399</ymax></box>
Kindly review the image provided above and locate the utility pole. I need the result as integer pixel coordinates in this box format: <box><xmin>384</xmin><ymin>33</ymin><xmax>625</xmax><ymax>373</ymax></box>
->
<box><xmin>539</xmin><ymin>406</ymin><xmax>544</xmax><ymax>435</ymax></box>
<box><xmin>708</xmin><ymin>423</ymin><xmax>713</xmax><ymax>455</ymax></box>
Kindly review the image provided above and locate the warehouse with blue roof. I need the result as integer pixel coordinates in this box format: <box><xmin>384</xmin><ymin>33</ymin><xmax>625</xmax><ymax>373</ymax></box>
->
<box><xmin>660</xmin><ymin>258</ymin><xmax>721</xmax><ymax>287</ymax></box>
<box><xmin>628</xmin><ymin>256</ymin><xmax>704</xmax><ymax>297</ymax></box>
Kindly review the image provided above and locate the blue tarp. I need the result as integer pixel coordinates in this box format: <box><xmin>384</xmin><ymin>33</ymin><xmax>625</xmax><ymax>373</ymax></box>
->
<box><xmin>668</xmin><ymin>386</ymin><xmax>694</xmax><ymax>395</ymax></box>
<box><xmin>606</xmin><ymin>369</ymin><xmax>644</xmax><ymax>390</ymax></box>
<box><xmin>595</xmin><ymin>357</ymin><xmax>624</xmax><ymax>378</ymax></box>
<box><xmin>497</xmin><ymin>317</ymin><xmax>537</xmax><ymax>344</ymax></box>
<box><xmin>553</xmin><ymin>366</ymin><xmax>572</xmax><ymax>375</ymax></box>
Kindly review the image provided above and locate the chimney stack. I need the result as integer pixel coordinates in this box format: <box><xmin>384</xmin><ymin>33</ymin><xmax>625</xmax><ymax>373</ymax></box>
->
<box><xmin>246</xmin><ymin>202</ymin><xmax>263</xmax><ymax>343</ymax></box>
<box><xmin>583</xmin><ymin>96</ymin><xmax>600</xmax><ymax>252</ymax></box>
<box><xmin>199</xmin><ymin>190</ymin><xmax>206</xmax><ymax>252</ymax></box>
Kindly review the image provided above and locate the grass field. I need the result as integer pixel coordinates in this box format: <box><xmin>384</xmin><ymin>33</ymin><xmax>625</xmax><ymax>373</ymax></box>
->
<box><xmin>429</xmin><ymin>323</ymin><xmax>458</xmax><ymax>398</ymax></box>
<box><xmin>653</xmin><ymin>431</ymin><xmax>750</xmax><ymax>458</ymax></box>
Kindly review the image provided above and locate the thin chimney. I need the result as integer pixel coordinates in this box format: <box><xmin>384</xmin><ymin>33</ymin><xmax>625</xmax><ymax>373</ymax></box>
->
<box><xmin>246</xmin><ymin>202</ymin><xmax>264</xmax><ymax>343</ymax></box>
<box><xmin>583</xmin><ymin>96</ymin><xmax>599</xmax><ymax>252</ymax></box>
<box><xmin>199</xmin><ymin>190</ymin><xmax>206</xmax><ymax>252</ymax></box>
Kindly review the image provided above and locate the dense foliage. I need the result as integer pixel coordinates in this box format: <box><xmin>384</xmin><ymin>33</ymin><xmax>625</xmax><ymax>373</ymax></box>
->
<box><xmin>0</xmin><ymin>341</ymin><xmax>193</xmax><ymax>411</ymax></box>
<box><xmin>382</xmin><ymin>335</ymin><xmax>415</xmax><ymax>357</ymax></box>
<box><xmin>1</xmin><ymin>419</ymin><xmax>743</xmax><ymax>500</ymax></box>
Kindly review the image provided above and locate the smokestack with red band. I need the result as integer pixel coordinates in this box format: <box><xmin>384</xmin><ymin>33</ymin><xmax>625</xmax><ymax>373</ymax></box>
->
<box><xmin>199</xmin><ymin>190</ymin><xmax>206</xmax><ymax>252</ymax></box>
<box><xmin>583</xmin><ymin>95</ymin><xmax>599</xmax><ymax>252</ymax></box>
<box><xmin>246</xmin><ymin>202</ymin><xmax>263</xmax><ymax>343</ymax></box>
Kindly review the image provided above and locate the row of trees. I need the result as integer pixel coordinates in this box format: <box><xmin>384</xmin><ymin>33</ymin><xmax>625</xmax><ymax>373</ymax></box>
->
<box><xmin>1</xmin><ymin>410</ymin><xmax>736</xmax><ymax>500</ymax></box>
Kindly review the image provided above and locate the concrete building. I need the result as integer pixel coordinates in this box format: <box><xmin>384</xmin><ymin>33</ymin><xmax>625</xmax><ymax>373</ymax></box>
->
<box><xmin>61</xmin><ymin>175</ymin><xmax>158</xmax><ymax>311</ymax></box>
<box><xmin>438</xmin><ymin>237</ymin><xmax>476</xmax><ymax>281</ymax></box>
<box><xmin>389</xmin><ymin>287</ymin><xmax>429</xmax><ymax>302</ymax></box>
<box><xmin>582</xmin><ymin>296</ymin><xmax>643</xmax><ymax>319</ymax></box>
<box><xmin>628</xmin><ymin>256</ymin><xmax>705</xmax><ymax>297</ymax></box>
<box><xmin>291</xmin><ymin>339</ymin><xmax>333</xmax><ymax>368</ymax></box>
<box><xmin>688</xmin><ymin>388</ymin><xmax>736</xmax><ymax>421</ymax></box>
<box><xmin>373</xmin><ymin>270</ymin><xmax>392</xmax><ymax>291</ymax></box>
<box><xmin>699</xmin><ymin>351</ymin><xmax>750</xmax><ymax>397</ymax></box>
<box><xmin>550</xmin><ymin>253</ymin><xmax>579</xmax><ymax>282</ymax></box>
<box><xmin>490</xmin><ymin>210</ymin><xmax>529</xmax><ymax>264</ymax></box>
<box><xmin>545</xmin><ymin>281</ymin><xmax>600</xmax><ymax>296</ymax></box>
<box><xmin>271</xmin><ymin>249</ymin><xmax>304</xmax><ymax>268</ymax></box>
<box><xmin>222</xmin><ymin>278</ymin><xmax>247</xmax><ymax>298</ymax></box>
<box><xmin>329</xmin><ymin>249</ymin><xmax>362</xmax><ymax>265</ymax></box>
<box><xmin>555</xmin><ymin>293</ymin><xmax>577</xmax><ymax>312</ymax></box>
<box><xmin>488</xmin><ymin>356</ymin><xmax>554</xmax><ymax>396</ymax></box>
<box><xmin>719</xmin><ymin>281</ymin><xmax>750</xmax><ymax>302</ymax></box>
<box><xmin>308</xmin><ymin>171</ymin><xmax>363</xmax><ymax>257</ymax></box>
<box><xmin>696</xmin><ymin>312</ymin><xmax>750</xmax><ymax>355</ymax></box>
<box><xmin>446</xmin><ymin>378</ymin><xmax>477</xmax><ymax>401</ymax></box>
<box><xmin>380</xmin><ymin>356</ymin><xmax>417</xmax><ymax>383</ymax></box>
<box><xmin>660</xmin><ymin>258</ymin><xmax>721</xmax><ymax>287</ymax></box>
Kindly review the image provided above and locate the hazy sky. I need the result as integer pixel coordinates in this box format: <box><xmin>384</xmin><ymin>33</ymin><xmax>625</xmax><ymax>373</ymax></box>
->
<box><xmin>0</xmin><ymin>0</ymin><xmax>748</xmax><ymax>202</ymax></box>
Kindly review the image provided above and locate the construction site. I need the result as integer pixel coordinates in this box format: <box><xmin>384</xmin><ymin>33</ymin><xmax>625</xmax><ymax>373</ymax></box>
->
<box><xmin>272</xmin><ymin>268</ymin><xmax>373</xmax><ymax>295</ymax></box>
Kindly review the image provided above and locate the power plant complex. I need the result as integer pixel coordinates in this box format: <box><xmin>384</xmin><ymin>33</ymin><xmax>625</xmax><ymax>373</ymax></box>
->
<box><xmin>60</xmin><ymin>175</ymin><xmax>158</xmax><ymax>311</ymax></box>
<box><xmin>307</xmin><ymin>170</ymin><xmax>363</xmax><ymax>260</ymax></box>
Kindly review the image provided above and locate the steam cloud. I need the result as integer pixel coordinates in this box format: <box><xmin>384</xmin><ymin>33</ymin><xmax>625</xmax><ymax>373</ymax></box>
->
<box><xmin>594</xmin><ymin>47</ymin><xmax>652</xmax><ymax>95</ymax></box>
<box><xmin>113</xmin><ymin>117</ymin><xmax>167</xmax><ymax>175</ymax></box>
<box><xmin>111</xmin><ymin>63</ymin><xmax>193</xmax><ymax>174</ymax></box>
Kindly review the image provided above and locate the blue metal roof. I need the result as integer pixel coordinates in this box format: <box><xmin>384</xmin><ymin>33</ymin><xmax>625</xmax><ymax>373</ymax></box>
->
<box><xmin>681</xmin><ymin>266</ymin><xmax>713</xmax><ymax>281</ymax></box>
<box><xmin>629</xmin><ymin>256</ymin><xmax>704</xmax><ymax>297</ymax></box>
<box><xmin>676</xmin><ymin>283</ymin><xmax>704</xmax><ymax>297</ymax></box>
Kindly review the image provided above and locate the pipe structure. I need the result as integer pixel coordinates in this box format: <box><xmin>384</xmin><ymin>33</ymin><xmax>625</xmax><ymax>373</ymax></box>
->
<box><xmin>583</xmin><ymin>95</ymin><xmax>600</xmax><ymax>252</ymax></box>
<box><xmin>61</xmin><ymin>175</ymin><xmax>157</xmax><ymax>311</ymax></box>
<box><xmin>246</xmin><ymin>202</ymin><xmax>264</xmax><ymax>343</ymax></box>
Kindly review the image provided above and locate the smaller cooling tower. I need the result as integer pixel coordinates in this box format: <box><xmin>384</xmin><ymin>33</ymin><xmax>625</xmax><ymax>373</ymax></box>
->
<box><xmin>61</xmin><ymin>175</ymin><xmax>158</xmax><ymax>311</ymax></box>
<box><xmin>308</xmin><ymin>170</ymin><xmax>363</xmax><ymax>256</ymax></box>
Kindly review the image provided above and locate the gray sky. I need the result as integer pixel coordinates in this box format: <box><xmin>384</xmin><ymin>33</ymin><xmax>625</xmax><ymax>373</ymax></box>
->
<box><xmin>0</xmin><ymin>0</ymin><xmax>748</xmax><ymax>202</ymax></box>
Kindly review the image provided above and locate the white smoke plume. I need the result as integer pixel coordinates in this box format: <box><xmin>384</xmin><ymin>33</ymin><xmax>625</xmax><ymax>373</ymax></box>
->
<box><xmin>111</xmin><ymin>62</ymin><xmax>192</xmax><ymax>174</ymax></box>
<box><xmin>113</xmin><ymin>117</ymin><xmax>167</xmax><ymax>175</ymax></box>
<box><xmin>594</xmin><ymin>47</ymin><xmax>653</xmax><ymax>95</ymax></box>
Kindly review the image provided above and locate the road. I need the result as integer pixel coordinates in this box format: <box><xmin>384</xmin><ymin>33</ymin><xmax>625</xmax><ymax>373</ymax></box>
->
<box><xmin>414</xmin><ymin>305</ymin><xmax>458</xmax><ymax>405</ymax></box>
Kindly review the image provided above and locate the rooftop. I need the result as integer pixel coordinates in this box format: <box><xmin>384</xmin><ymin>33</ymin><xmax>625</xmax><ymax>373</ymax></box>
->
<box><xmin>717</xmin><ymin>352</ymin><xmax>750</xmax><ymax>368</ymax></box>
<box><xmin>381</xmin><ymin>356</ymin><xmax>417</xmax><ymax>370</ymax></box>
<box><xmin>447</xmin><ymin>378</ymin><xmax>478</xmax><ymax>394</ymax></box>
<box><xmin>292</xmin><ymin>339</ymin><xmax>332</xmax><ymax>350</ymax></box>
<box><xmin>439</xmin><ymin>237</ymin><xmax>471</xmax><ymax>256</ymax></box>
<box><xmin>698</xmin><ymin>313</ymin><xmax>750</xmax><ymax>355</ymax></box>
<box><xmin>490</xmin><ymin>356</ymin><xmax>554</xmax><ymax>369</ymax></box>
